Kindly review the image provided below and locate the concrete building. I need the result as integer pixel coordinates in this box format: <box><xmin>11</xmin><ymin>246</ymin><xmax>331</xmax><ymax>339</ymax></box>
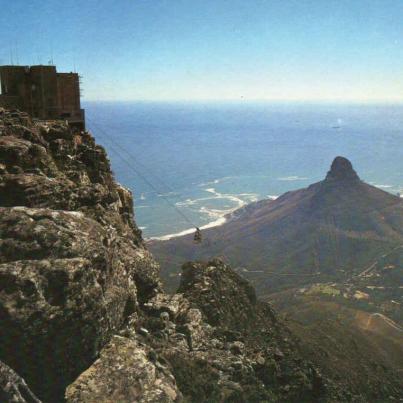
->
<box><xmin>0</xmin><ymin>65</ymin><xmax>85</xmax><ymax>130</ymax></box>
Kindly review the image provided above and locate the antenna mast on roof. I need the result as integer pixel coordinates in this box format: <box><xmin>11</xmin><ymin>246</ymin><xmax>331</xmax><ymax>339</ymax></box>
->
<box><xmin>15</xmin><ymin>42</ymin><xmax>20</xmax><ymax>65</ymax></box>
<box><xmin>50</xmin><ymin>44</ymin><xmax>54</xmax><ymax>65</ymax></box>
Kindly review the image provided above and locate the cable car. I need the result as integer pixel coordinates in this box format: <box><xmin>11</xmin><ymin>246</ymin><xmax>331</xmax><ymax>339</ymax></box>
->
<box><xmin>193</xmin><ymin>227</ymin><xmax>202</xmax><ymax>244</ymax></box>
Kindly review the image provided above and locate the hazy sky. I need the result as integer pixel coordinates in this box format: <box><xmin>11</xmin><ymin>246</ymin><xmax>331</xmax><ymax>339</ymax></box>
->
<box><xmin>1</xmin><ymin>0</ymin><xmax>402</xmax><ymax>101</ymax></box>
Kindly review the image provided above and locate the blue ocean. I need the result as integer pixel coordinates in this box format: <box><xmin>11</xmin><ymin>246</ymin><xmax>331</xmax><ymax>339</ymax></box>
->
<box><xmin>85</xmin><ymin>101</ymin><xmax>403</xmax><ymax>239</ymax></box>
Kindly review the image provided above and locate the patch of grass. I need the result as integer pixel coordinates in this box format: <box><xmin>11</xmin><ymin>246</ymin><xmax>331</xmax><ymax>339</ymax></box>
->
<box><xmin>305</xmin><ymin>284</ymin><xmax>341</xmax><ymax>297</ymax></box>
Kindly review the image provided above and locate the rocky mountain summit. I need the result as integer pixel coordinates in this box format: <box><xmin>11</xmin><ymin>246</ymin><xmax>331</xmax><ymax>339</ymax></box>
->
<box><xmin>324</xmin><ymin>156</ymin><xmax>360</xmax><ymax>182</ymax></box>
<box><xmin>0</xmin><ymin>109</ymin><xmax>347</xmax><ymax>402</ymax></box>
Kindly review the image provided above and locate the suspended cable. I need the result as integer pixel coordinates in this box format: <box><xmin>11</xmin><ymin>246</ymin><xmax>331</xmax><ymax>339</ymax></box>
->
<box><xmin>86</xmin><ymin>116</ymin><xmax>198</xmax><ymax>229</ymax></box>
<box><xmin>87</xmin><ymin>116</ymin><xmax>177</xmax><ymax>195</ymax></box>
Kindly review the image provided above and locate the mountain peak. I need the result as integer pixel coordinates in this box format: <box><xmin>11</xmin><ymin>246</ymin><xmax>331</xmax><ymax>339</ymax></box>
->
<box><xmin>325</xmin><ymin>156</ymin><xmax>360</xmax><ymax>182</ymax></box>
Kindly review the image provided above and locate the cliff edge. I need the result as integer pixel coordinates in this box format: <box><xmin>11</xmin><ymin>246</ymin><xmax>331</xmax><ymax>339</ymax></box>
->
<box><xmin>0</xmin><ymin>108</ymin><xmax>161</xmax><ymax>401</ymax></box>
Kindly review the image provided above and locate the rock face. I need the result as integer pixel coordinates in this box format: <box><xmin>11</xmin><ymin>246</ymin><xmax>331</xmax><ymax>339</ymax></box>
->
<box><xmin>66</xmin><ymin>336</ymin><xmax>180</xmax><ymax>403</ymax></box>
<box><xmin>324</xmin><ymin>156</ymin><xmax>360</xmax><ymax>182</ymax></box>
<box><xmin>169</xmin><ymin>259</ymin><xmax>328</xmax><ymax>402</ymax></box>
<box><xmin>0</xmin><ymin>360</ymin><xmax>41</xmax><ymax>403</ymax></box>
<box><xmin>178</xmin><ymin>259</ymin><xmax>258</xmax><ymax>330</ymax></box>
<box><xmin>68</xmin><ymin>259</ymin><xmax>337</xmax><ymax>403</ymax></box>
<box><xmin>0</xmin><ymin>109</ymin><xmax>161</xmax><ymax>401</ymax></box>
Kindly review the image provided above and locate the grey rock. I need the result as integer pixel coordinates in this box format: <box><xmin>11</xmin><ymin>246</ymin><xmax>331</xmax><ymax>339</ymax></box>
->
<box><xmin>65</xmin><ymin>336</ymin><xmax>180</xmax><ymax>403</ymax></box>
<box><xmin>0</xmin><ymin>360</ymin><xmax>41</xmax><ymax>403</ymax></box>
<box><xmin>0</xmin><ymin>110</ymin><xmax>161</xmax><ymax>401</ymax></box>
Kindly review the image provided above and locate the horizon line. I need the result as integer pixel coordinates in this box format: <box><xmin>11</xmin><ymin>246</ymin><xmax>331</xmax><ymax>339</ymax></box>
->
<box><xmin>82</xmin><ymin>98</ymin><xmax>403</xmax><ymax>105</ymax></box>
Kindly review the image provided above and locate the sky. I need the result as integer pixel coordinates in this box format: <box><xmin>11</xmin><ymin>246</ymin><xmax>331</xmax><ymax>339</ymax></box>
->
<box><xmin>0</xmin><ymin>0</ymin><xmax>402</xmax><ymax>102</ymax></box>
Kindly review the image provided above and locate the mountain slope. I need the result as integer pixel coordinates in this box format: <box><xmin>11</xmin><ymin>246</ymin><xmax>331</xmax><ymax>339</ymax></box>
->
<box><xmin>268</xmin><ymin>290</ymin><xmax>403</xmax><ymax>400</ymax></box>
<box><xmin>150</xmin><ymin>157</ymin><xmax>403</xmax><ymax>294</ymax></box>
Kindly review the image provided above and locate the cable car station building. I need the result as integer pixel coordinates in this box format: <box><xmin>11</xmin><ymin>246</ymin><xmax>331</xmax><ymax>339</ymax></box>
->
<box><xmin>0</xmin><ymin>65</ymin><xmax>85</xmax><ymax>130</ymax></box>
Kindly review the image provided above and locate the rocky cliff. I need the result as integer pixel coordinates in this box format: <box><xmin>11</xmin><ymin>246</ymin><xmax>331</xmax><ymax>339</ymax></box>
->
<box><xmin>0</xmin><ymin>109</ymin><xmax>363</xmax><ymax>402</ymax></box>
<box><xmin>0</xmin><ymin>108</ymin><xmax>161</xmax><ymax>401</ymax></box>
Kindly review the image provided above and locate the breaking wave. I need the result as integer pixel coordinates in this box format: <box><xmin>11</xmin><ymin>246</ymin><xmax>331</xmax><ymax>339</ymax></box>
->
<box><xmin>278</xmin><ymin>176</ymin><xmax>308</xmax><ymax>181</ymax></box>
<box><xmin>149</xmin><ymin>187</ymin><xmax>260</xmax><ymax>241</ymax></box>
<box><xmin>370</xmin><ymin>183</ymin><xmax>393</xmax><ymax>189</ymax></box>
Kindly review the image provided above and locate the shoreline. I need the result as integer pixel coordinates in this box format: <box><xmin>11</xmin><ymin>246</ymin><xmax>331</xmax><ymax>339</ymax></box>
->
<box><xmin>147</xmin><ymin>216</ymin><xmax>227</xmax><ymax>242</ymax></box>
<box><xmin>146</xmin><ymin>194</ymin><xmax>279</xmax><ymax>242</ymax></box>
<box><xmin>148</xmin><ymin>186</ymin><xmax>253</xmax><ymax>242</ymax></box>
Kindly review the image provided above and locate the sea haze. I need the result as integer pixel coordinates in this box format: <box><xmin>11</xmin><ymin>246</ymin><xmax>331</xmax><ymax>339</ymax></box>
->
<box><xmin>85</xmin><ymin>101</ymin><xmax>403</xmax><ymax>238</ymax></box>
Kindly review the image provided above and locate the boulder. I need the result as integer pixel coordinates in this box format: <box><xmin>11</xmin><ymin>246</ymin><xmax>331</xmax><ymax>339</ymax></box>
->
<box><xmin>178</xmin><ymin>258</ymin><xmax>260</xmax><ymax>330</ymax></box>
<box><xmin>65</xmin><ymin>336</ymin><xmax>180</xmax><ymax>403</ymax></box>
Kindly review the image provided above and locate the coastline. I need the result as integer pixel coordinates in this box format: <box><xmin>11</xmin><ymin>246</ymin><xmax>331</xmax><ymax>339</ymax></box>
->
<box><xmin>148</xmin><ymin>186</ymin><xmax>255</xmax><ymax>241</ymax></box>
<box><xmin>147</xmin><ymin>216</ymin><xmax>227</xmax><ymax>241</ymax></box>
<box><xmin>146</xmin><ymin>194</ymin><xmax>279</xmax><ymax>242</ymax></box>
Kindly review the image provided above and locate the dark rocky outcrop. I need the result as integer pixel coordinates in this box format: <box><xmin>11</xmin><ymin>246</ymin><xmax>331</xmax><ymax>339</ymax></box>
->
<box><xmin>324</xmin><ymin>156</ymin><xmax>360</xmax><ymax>182</ymax></box>
<box><xmin>66</xmin><ymin>336</ymin><xmax>180</xmax><ymax>402</ymax></box>
<box><xmin>0</xmin><ymin>108</ymin><xmax>160</xmax><ymax>401</ymax></box>
<box><xmin>68</xmin><ymin>259</ymin><xmax>338</xmax><ymax>402</ymax></box>
<box><xmin>178</xmin><ymin>259</ymin><xmax>258</xmax><ymax>329</ymax></box>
